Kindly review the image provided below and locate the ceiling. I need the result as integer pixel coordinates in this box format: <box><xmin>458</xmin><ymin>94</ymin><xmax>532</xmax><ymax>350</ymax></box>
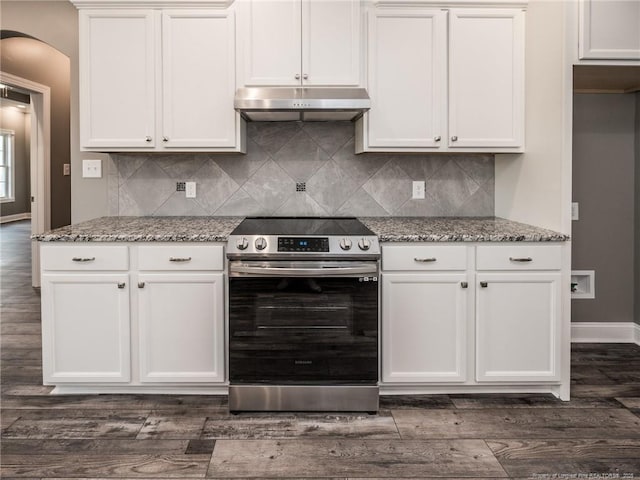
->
<box><xmin>573</xmin><ymin>65</ymin><xmax>640</xmax><ymax>93</ymax></box>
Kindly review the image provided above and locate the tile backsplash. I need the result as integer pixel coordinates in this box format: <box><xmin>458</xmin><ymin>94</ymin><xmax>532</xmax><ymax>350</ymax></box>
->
<box><xmin>108</xmin><ymin>121</ymin><xmax>494</xmax><ymax>217</ymax></box>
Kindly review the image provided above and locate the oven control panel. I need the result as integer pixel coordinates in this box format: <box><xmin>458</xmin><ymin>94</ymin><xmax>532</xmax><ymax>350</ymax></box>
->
<box><xmin>278</xmin><ymin>237</ymin><xmax>329</xmax><ymax>252</ymax></box>
<box><xmin>227</xmin><ymin>235</ymin><xmax>380</xmax><ymax>258</ymax></box>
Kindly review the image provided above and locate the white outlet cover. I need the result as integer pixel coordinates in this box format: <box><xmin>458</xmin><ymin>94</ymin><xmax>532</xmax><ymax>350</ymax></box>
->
<box><xmin>82</xmin><ymin>159</ymin><xmax>102</xmax><ymax>178</ymax></box>
<box><xmin>571</xmin><ymin>202</ymin><xmax>579</xmax><ymax>221</ymax></box>
<box><xmin>412</xmin><ymin>181</ymin><xmax>426</xmax><ymax>199</ymax></box>
<box><xmin>185</xmin><ymin>181</ymin><xmax>196</xmax><ymax>198</ymax></box>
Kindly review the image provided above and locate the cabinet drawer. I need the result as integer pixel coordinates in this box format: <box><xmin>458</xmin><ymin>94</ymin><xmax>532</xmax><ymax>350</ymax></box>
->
<box><xmin>476</xmin><ymin>245</ymin><xmax>562</xmax><ymax>271</ymax></box>
<box><xmin>41</xmin><ymin>245</ymin><xmax>129</xmax><ymax>271</ymax></box>
<box><xmin>382</xmin><ymin>245</ymin><xmax>467</xmax><ymax>271</ymax></box>
<box><xmin>138</xmin><ymin>245</ymin><xmax>224</xmax><ymax>271</ymax></box>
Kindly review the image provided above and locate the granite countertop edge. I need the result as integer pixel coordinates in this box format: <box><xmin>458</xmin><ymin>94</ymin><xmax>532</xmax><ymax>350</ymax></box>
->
<box><xmin>32</xmin><ymin>216</ymin><xmax>570</xmax><ymax>243</ymax></box>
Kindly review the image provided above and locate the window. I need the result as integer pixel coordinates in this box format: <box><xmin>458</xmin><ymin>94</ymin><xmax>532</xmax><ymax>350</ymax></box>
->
<box><xmin>0</xmin><ymin>130</ymin><xmax>15</xmax><ymax>202</ymax></box>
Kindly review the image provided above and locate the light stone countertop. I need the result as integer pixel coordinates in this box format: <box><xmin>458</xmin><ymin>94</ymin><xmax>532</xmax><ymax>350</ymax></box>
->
<box><xmin>32</xmin><ymin>216</ymin><xmax>244</xmax><ymax>242</ymax></box>
<box><xmin>360</xmin><ymin>217</ymin><xmax>569</xmax><ymax>242</ymax></box>
<box><xmin>33</xmin><ymin>216</ymin><xmax>569</xmax><ymax>242</ymax></box>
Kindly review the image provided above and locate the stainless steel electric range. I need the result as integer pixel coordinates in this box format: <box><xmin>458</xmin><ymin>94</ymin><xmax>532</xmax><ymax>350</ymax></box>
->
<box><xmin>226</xmin><ymin>217</ymin><xmax>380</xmax><ymax>413</ymax></box>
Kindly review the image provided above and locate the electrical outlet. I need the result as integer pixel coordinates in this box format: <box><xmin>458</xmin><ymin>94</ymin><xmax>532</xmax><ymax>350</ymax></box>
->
<box><xmin>571</xmin><ymin>202</ymin><xmax>579</xmax><ymax>221</ymax></box>
<box><xmin>63</xmin><ymin>163</ymin><xmax>71</xmax><ymax>176</ymax></box>
<box><xmin>186</xmin><ymin>181</ymin><xmax>196</xmax><ymax>198</ymax></box>
<box><xmin>412</xmin><ymin>181</ymin><xmax>426</xmax><ymax>199</ymax></box>
<box><xmin>82</xmin><ymin>159</ymin><xmax>102</xmax><ymax>178</ymax></box>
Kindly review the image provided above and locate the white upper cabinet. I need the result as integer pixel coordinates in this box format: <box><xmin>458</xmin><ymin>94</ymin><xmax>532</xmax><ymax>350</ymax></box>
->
<box><xmin>367</xmin><ymin>8</ymin><xmax>446</xmax><ymax>148</ymax></box>
<box><xmin>79</xmin><ymin>8</ymin><xmax>243</xmax><ymax>152</ymax></box>
<box><xmin>80</xmin><ymin>10</ymin><xmax>156</xmax><ymax>149</ymax></box>
<box><xmin>239</xmin><ymin>0</ymin><xmax>361</xmax><ymax>87</ymax></box>
<box><xmin>579</xmin><ymin>0</ymin><xmax>640</xmax><ymax>60</ymax></box>
<box><xmin>161</xmin><ymin>10</ymin><xmax>237</xmax><ymax>148</ymax></box>
<box><xmin>359</xmin><ymin>5</ymin><xmax>525</xmax><ymax>153</ymax></box>
<box><xmin>449</xmin><ymin>9</ymin><xmax>525</xmax><ymax>148</ymax></box>
<box><xmin>302</xmin><ymin>0</ymin><xmax>362</xmax><ymax>86</ymax></box>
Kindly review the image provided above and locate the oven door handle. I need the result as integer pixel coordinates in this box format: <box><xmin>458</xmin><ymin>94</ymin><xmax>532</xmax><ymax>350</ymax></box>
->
<box><xmin>229</xmin><ymin>264</ymin><xmax>378</xmax><ymax>277</ymax></box>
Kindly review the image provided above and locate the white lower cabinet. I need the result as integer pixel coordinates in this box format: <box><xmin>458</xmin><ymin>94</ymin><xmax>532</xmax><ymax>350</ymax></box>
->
<box><xmin>382</xmin><ymin>273</ymin><xmax>468</xmax><ymax>382</ymax></box>
<box><xmin>137</xmin><ymin>273</ymin><xmax>224</xmax><ymax>383</ymax></box>
<box><xmin>381</xmin><ymin>243</ymin><xmax>564</xmax><ymax>389</ymax></box>
<box><xmin>40</xmin><ymin>243</ymin><xmax>226</xmax><ymax>389</ymax></box>
<box><xmin>41</xmin><ymin>273</ymin><xmax>131</xmax><ymax>383</ymax></box>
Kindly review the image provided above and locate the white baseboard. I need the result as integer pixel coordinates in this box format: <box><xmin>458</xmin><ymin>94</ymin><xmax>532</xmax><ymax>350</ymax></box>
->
<box><xmin>572</xmin><ymin>322</ymin><xmax>640</xmax><ymax>345</ymax></box>
<box><xmin>0</xmin><ymin>212</ymin><xmax>31</xmax><ymax>224</ymax></box>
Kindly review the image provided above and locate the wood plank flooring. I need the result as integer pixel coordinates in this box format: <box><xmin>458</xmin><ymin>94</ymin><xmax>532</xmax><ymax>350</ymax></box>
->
<box><xmin>2</xmin><ymin>220</ymin><xmax>640</xmax><ymax>478</ymax></box>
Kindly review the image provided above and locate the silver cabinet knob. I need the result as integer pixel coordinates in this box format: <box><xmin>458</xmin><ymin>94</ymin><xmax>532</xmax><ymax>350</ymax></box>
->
<box><xmin>145</xmin><ymin>136</ymin><xmax>152</xmax><ymax>142</ymax></box>
<box><xmin>138</xmin><ymin>282</ymin><xmax>145</xmax><ymax>289</ymax></box>
<box><xmin>434</xmin><ymin>136</ymin><xmax>441</xmax><ymax>142</ymax></box>
<box><xmin>162</xmin><ymin>136</ymin><xmax>169</xmax><ymax>142</ymax></box>
<box><xmin>451</xmin><ymin>136</ymin><xmax>458</xmax><ymax>142</ymax></box>
<box><xmin>357</xmin><ymin>238</ymin><xmax>371</xmax><ymax>251</ymax></box>
<box><xmin>236</xmin><ymin>237</ymin><xmax>249</xmax><ymax>250</ymax></box>
<box><xmin>303</xmin><ymin>73</ymin><xmax>308</xmax><ymax>80</ymax></box>
<box><xmin>480</xmin><ymin>281</ymin><xmax>488</xmax><ymax>288</ymax></box>
<box><xmin>339</xmin><ymin>238</ymin><xmax>353</xmax><ymax>251</ymax></box>
<box><xmin>117</xmin><ymin>282</ymin><xmax>126</xmax><ymax>289</ymax></box>
<box><xmin>295</xmin><ymin>73</ymin><xmax>301</xmax><ymax>80</ymax></box>
<box><xmin>461</xmin><ymin>282</ymin><xmax>468</xmax><ymax>289</ymax></box>
<box><xmin>255</xmin><ymin>237</ymin><xmax>267</xmax><ymax>251</ymax></box>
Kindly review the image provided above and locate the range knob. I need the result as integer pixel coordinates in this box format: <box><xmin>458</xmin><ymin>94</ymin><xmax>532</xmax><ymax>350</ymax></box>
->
<box><xmin>358</xmin><ymin>237</ymin><xmax>371</xmax><ymax>251</ymax></box>
<box><xmin>236</xmin><ymin>237</ymin><xmax>249</xmax><ymax>250</ymax></box>
<box><xmin>255</xmin><ymin>237</ymin><xmax>267</xmax><ymax>251</ymax></box>
<box><xmin>339</xmin><ymin>238</ymin><xmax>353</xmax><ymax>251</ymax></box>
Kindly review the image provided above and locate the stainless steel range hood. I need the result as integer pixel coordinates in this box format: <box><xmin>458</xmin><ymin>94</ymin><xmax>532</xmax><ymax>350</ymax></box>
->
<box><xmin>234</xmin><ymin>87</ymin><xmax>370</xmax><ymax>121</ymax></box>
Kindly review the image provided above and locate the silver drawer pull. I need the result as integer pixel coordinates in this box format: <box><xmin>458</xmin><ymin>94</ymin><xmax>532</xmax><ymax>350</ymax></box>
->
<box><xmin>117</xmin><ymin>282</ymin><xmax>126</xmax><ymax>289</ymax></box>
<box><xmin>414</xmin><ymin>257</ymin><xmax>436</xmax><ymax>263</ymax></box>
<box><xmin>169</xmin><ymin>256</ymin><xmax>192</xmax><ymax>262</ymax></box>
<box><xmin>72</xmin><ymin>257</ymin><xmax>95</xmax><ymax>262</ymax></box>
<box><xmin>138</xmin><ymin>282</ymin><xmax>145</xmax><ymax>289</ymax></box>
<box><xmin>509</xmin><ymin>257</ymin><xmax>533</xmax><ymax>262</ymax></box>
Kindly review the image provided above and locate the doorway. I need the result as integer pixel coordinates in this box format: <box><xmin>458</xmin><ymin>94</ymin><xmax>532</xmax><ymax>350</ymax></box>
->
<box><xmin>0</xmin><ymin>72</ymin><xmax>51</xmax><ymax>287</ymax></box>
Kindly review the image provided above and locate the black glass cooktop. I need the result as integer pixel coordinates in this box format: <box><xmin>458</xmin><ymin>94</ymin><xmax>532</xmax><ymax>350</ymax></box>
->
<box><xmin>231</xmin><ymin>217</ymin><xmax>375</xmax><ymax>236</ymax></box>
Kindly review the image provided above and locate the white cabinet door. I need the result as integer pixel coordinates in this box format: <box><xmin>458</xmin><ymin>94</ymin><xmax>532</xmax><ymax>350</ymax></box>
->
<box><xmin>476</xmin><ymin>272</ymin><xmax>561</xmax><ymax>382</ymax></box>
<box><xmin>161</xmin><ymin>10</ymin><xmax>237</xmax><ymax>148</ymax></box>
<box><xmin>41</xmin><ymin>274</ymin><xmax>131</xmax><ymax>383</ymax></box>
<box><xmin>302</xmin><ymin>0</ymin><xmax>361</xmax><ymax>86</ymax></box>
<box><xmin>367</xmin><ymin>8</ymin><xmax>446</xmax><ymax>148</ymax></box>
<box><xmin>382</xmin><ymin>273</ymin><xmax>468</xmax><ymax>383</ymax></box>
<box><xmin>80</xmin><ymin>10</ymin><xmax>156</xmax><ymax>149</ymax></box>
<box><xmin>241</xmin><ymin>0</ymin><xmax>302</xmax><ymax>86</ymax></box>
<box><xmin>449</xmin><ymin>9</ymin><xmax>524</xmax><ymax>148</ymax></box>
<box><xmin>579</xmin><ymin>0</ymin><xmax>640</xmax><ymax>60</ymax></box>
<box><xmin>137</xmin><ymin>273</ymin><xmax>224</xmax><ymax>383</ymax></box>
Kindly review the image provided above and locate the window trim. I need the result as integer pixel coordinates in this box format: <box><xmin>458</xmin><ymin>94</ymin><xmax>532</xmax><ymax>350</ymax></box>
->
<box><xmin>0</xmin><ymin>129</ymin><xmax>16</xmax><ymax>204</ymax></box>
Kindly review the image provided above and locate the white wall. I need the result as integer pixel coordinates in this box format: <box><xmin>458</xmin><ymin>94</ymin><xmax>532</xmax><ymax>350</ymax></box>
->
<box><xmin>495</xmin><ymin>0</ymin><xmax>572</xmax><ymax>235</ymax></box>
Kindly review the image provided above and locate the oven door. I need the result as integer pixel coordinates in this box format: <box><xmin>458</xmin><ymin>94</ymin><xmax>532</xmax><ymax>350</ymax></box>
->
<box><xmin>228</xmin><ymin>260</ymin><xmax>379</xmax><ymax>385</ymax></box>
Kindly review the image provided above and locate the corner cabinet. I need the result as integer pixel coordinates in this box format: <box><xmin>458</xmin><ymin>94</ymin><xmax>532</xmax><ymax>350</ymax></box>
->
<box><xmin>358</xmin><ymin>5</ymin><xmax>525</xmax><ymax>153</ymax></box>
<box><xmin>79</xmin><ymin>8</ymin><xmax>244</xmax><ymax>152</ymax></box>
<box><xmin>40</xmin><ymin>243</ymin><xmax>226</xmax><ymax>392</ymax></box>
<box><xmin>237</xmin><ymin>0</ymin><xmax>362</xmax><ymax>87</ymax></box>
<box><xmin>381</xmin><ymin>243</ymin><xmax>566</xmax><ymax>396</ymax></box>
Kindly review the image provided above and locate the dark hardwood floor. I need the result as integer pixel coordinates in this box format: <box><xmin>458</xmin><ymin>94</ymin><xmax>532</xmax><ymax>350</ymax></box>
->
<box><xmin>2</xmin><ymin>219</ymin><xmax>640</xmax><ymax>478</ymax></box>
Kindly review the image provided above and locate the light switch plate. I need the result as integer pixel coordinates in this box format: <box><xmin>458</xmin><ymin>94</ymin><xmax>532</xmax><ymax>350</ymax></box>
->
<box><xmin>63</xmin><ymin>163</ymin><xmax>71</xmax><ymax>176</ymax></box>
<box><xmin>571</xmin><ymin>202</ymin><xmax>579</xmax><ymax>221</ymax></box>
<box><xmin>186</xmin><ymin>181</ymin><xmax>196</xmax><ymax>198</ymax></box>
<box><xmin>82</xmin><ymin>159</ymin><xmax>102</xmax><ymax>178</ymax></box>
